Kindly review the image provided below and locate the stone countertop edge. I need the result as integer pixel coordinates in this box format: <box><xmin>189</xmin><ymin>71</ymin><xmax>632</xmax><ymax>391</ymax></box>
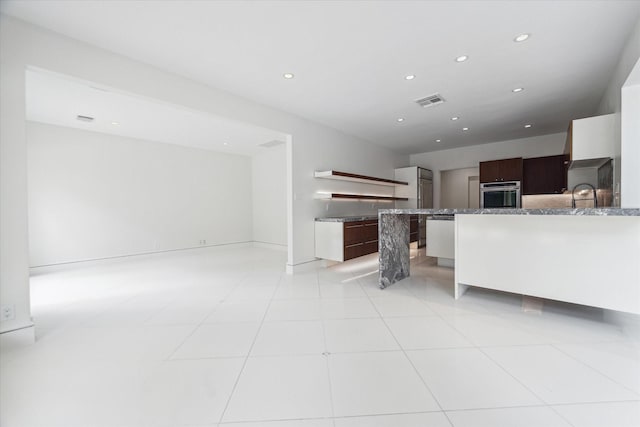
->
<box><xmin>315</xmin><ymin>214</ymin><xmax>456</xmax><ymax>222</ymax></box>
<box><xmin>315</xmin><ymin>215</ymin><xmax>379</xmax><ymax>222</ymax></box>
<box><xmin>377</xmin><ymin>208</ymin><xmax>640</xmax><ymax>216</ymax></box>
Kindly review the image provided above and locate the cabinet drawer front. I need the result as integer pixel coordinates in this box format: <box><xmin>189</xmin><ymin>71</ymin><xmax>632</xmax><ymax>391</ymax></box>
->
<box><xmin>362</xmin><ymin>221</ymin><xmax>378</xmax><ymax>241</ymax></box>
<box><xmin>344</xmin><ymin>243</ymin><xmax>363</xmax><ymax>260</ymax></box>
<box><xmin>362</xmin><ymin>240</ymin><xmax>378</xmax><ymax>256</ymax></box>
<box><xmin>344</xmin><ymin>222</ymin><xmax>365</xmax><ymax>245</ymax></box>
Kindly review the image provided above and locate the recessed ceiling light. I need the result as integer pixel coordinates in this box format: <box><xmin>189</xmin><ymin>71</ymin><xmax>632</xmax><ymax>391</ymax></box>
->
<box><xmin>524</xmin><ymin>124</ymin><xmax>532</xmax><ymax>128</ymax></box>
<box><xmin>283</xmin><ymin>73</ymin><xmax>294</xmax><ymax>79</ymax></box>
<box><xmin>76</xmin><ymin>115</ymin><xmax>94</xmax><ymax>122</ymax></box>
<box><xmin>455</xmin><ymin>55</ymin><xmax>468</xmax><ymax>63</ymax></box>
<box><xmin>514</xmin><ymin>33</ymin><xmax>530</xmax><ymax>42</ymax></box>
<box><xmin>435</xmin><ymin>139</ymin><xmax>442</xmax><ymax>143</ymax></box>
<box><xmin>223</xmin><ymin>142</ymin><xmax>229</xmax><ymax>146</ymax></box>
<box><xmin>111</xmin><ymin>121</ymin><xmax>119</xmax><ymax>126</ymax></box>
<box><xmin>451</xmin><ymin>116</ymin><xmax>459</xmax><ymax>121</ymax></box>
<box><xmin>405</xmin><ymin>75</ymin><xmax>415</xmax><ymax>80</ymax></box>
<box><xmin>397</xmin><ymin>118</ymin><xmax>405</xmax><ymax>122</ymax></box>
<box><xmin>512</xmin><ymin>87</ymin><xmax>524</xmax><ymax>93</ymax></box>
<box><xmin>462</xmin><ymin>127</ymin><xmax>469</xmax><ymax>131</ymax></box>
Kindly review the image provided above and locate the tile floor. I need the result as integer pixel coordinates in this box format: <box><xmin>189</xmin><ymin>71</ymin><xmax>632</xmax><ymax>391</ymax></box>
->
<box><xmin>1</xmin><ymin>245</ymin><xmax>639</xmax><ymax>426</ymax></box>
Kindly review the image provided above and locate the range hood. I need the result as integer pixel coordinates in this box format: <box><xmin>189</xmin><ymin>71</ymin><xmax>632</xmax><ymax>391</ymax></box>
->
<box><xmin>568</xmin><ymin>157</ymin><xmax>611</xmax><ymax>169</ymax></box>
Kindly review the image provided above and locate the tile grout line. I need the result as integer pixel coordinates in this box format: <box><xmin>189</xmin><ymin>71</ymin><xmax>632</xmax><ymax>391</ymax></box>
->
<box><xmin>476</xmin><ymin>345</ymin><xmax>562</xmax><ymax>411</ymax></box>
<box><xmin>216</xmin><ymin>270</ymin><xmax>290</xmax><ymax>424</ymax></box>
<box><xmin>163</xmin><ymin>272</ymin><xmax>250</xmax><ymax>361</ymax></box>
<box><xmin>550</xmin><ymin>342</ymin><xmax>640</xmax><ymax>397</ymax></box>
<box><xmin>317</xmin><ymin>268</ymin><xmax>338</xmax><ymax>422</ymax></box>
<box><xmin>427</xmin><ymin>286</ymin><xmax>563</xmax><ymax>416</ymax></box>
<box><xmin>394</xmin><ymin>252</ymin><xmax>544</xmax><ymax>425</ymax></box>
<box><xmin>357</xmin><ymin>265</ymin><xmax>451</xmax><ymax>424</ymax></box>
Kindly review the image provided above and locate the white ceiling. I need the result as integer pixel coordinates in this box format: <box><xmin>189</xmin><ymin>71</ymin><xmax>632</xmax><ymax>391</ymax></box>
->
<box><xmin>25</xmin><ymin>69</ymin><xmax>287</xmax><ymax>157</ymax></box>
<box><xmin>4</xmin><ymin>1</ymin><xmax>640</xmax><ymax>154</ymax></box>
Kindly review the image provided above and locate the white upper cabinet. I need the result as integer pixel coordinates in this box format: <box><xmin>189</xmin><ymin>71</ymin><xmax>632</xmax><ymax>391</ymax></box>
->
<box><xmin>566</xmin><ymin>113</ymin><xmax>615</xmax><ymax>166</ymax></box>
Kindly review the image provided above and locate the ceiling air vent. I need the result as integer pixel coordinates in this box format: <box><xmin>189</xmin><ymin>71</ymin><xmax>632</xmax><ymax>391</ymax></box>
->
<box><xmin>76</xmin><ymin>115</ymin><xmax>94</xmax><ymax>122</ymax></box>
<box><xmin>259</xmin><ymin>140</ymin><xmax>285</xmax><ymax>148</ymax></box>
<box><xmin>415</xmin><ymin>93</ymin><xmax>445</xmax><ymax>108</ymax></box>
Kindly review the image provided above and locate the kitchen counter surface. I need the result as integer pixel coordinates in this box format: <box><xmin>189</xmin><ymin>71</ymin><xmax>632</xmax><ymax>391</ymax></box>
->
<box><xmin>315</xmin><ymin>209</ymin><xmax>461</xmax><ymax>222</ymax></box>
<box><xmin>315</xmin><ymin>215</ymin><xmax>378</xmax><ymax>222</ymax></box>
<box><xmin>427</xmin><ymin>214</ymin><xmax>455</xmax><ymax>221</ymax></box>
<box><xmin>379</xmin><ymin>208</ymin><xmax>640</xmax><ymax>216</ymax></box>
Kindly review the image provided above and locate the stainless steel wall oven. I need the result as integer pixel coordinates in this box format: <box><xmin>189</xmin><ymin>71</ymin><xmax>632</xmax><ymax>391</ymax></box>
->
<box><xmin>480</xmin><ymin>181</ymin><xmax>521</xmax><ymax>208</ymax></box>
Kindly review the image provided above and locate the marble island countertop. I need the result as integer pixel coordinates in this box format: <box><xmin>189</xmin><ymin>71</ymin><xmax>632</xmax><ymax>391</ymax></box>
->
<box><xmin>315</xmin><ymin>215</ymin><xmax>378</xmax><ymax>222</ymax></box>
<box><xmin>316</xmin><ymin>208</ymin><xmax>640</xmax><ymax>223</ymax></box>
<box><xmin>379</xmin><ymin>208</ymin><xmax>640</xmax><ymax>216</ymax></box>
<box><xmin>315</xmin><ymin>213</ymin><xmax>456</xmax><ymax>222</ymax></box>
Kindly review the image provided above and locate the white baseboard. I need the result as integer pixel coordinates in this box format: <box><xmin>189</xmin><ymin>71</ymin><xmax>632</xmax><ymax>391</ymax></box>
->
<box><xmin>29</xmin><ymin>241</ymin><xmax>254</xmax><ymax>271</ymax></box>
<box><xmin>286</xmin><ymin>259</ymin><xmax>324</xmax><ymax>274</ymax></box>
<box><xmin>437</xmin><ymin>258</ymin><xmax>455</xmax><ymax>268</ymax></box>
<box><xmin>252</xmin><ymin>241</ymin><xmax>287</xmax><ymax>252</ymax></box>
<box><xmin>0</xmin><ymin>325</ymin><xmax>35</xmax><ymax>351</ymax></box>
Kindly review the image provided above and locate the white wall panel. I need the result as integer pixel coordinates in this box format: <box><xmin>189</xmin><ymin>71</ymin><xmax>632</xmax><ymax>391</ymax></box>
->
<box><xmin>27</xmin><ymin>122</ymin><xmax>253</xmax><ymax>266</ymax></box>
<box><xmin>252</xmin><ymin>144</ymin><xmax>287</xmax><ymax>247</ymax></box>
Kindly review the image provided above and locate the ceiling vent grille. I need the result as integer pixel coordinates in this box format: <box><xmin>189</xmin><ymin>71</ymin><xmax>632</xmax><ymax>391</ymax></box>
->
<box><xmin>259</xmin><ymin>140</ymin><xmax>285</xmax><ymax>148</ymax></box>
<box><xmin>76</xmin><ymin>115</ymin><xmax>94</xmax><ymax>122</ymax></box>
<box><xmin>415</xmin><ymin>93</ymin><xmax>445</xmax><ymax>108</ymax></box>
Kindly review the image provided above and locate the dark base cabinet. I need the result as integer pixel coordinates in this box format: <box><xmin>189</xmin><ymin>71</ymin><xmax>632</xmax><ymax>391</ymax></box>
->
<box><xmin>410</xmin><ymin>215</ymin><xmax>418</xmax><ymax>243</ymax></box>
<box><xmin>343</xmin><ymin>220</ymin><xmax>378</xmax><ymax>261</ymax></box>
<box><xmin>315</xmin><ymin>215</ymin><xmax>419</xmax><ymax>262</ymax></box>
<box><xmin>523</xmin><ymin>154</ymin><xmax>569</xmax><ymax>195</ymax></box>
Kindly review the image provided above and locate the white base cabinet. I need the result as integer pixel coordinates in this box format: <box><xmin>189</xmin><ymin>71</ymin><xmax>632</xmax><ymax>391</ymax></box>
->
<box><xmin>455</xmin><ymin>214</ymin><xmax>640</xmax><ymax>314</ymax></box>
<box><xmin>426</xmin><ymin>219</ymin><xmax>455</xmax><ymax>265</ymax></box>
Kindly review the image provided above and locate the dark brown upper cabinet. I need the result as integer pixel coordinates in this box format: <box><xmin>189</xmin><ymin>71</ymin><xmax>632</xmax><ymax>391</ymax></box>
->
<box><xmin>523</xmin><ymin>154</ymin><xmax>570</xmax><ymax>195</ymax></box>
<box><xmin>479</xmin><ymin>158</ymin><xmax>523</xmax><ymax>183</ymax></box>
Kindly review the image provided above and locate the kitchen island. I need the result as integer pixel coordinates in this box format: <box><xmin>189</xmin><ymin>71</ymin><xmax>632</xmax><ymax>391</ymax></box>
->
<box><xmin>379</xmin><ymin>208</ymin><xmax>640</xmax><ymax>314</ymax></box>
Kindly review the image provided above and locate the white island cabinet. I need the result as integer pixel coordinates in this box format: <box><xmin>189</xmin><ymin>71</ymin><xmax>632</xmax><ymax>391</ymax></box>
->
<box><xmin>378</xmin><ymin>208</ymin><xmax>640</xmax><ymax>315</ymax></box>
<box><xmin>454</xmin><ymin>213</ymin><xmax>640</xmax><ymax>314</ymax></box>
<box><xmin>426</xmin><ymin>218</ymin><xmax>454</xmax><ymax>267</ymax></box>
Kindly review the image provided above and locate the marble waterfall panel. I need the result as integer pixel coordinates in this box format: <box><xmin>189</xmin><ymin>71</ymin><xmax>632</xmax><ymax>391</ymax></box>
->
<box><xmin>379</xmin><ymin>213</ymin><xmax>410</xmax><ymax>289</ymax></box>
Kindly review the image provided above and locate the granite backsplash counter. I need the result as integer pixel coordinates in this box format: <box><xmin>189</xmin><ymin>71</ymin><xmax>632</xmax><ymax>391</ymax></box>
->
<box><xmin>315</xmin><ymin>213</ymin><xmax>460</xmax><ymax>222</ymax></box>
<box><xmin>315</xmin><ymin>215</ymin><xmax>378</xmax><ymax>222</ymax></box>
<box><xmin>315</xmin><ymin>208</ymin><xmax>640</xmax><ymax>224</ymax></box>
<box><xmin>378</xmin><ymin>208</ymin><xmax>640</xmax><ymax>216</ymax></box>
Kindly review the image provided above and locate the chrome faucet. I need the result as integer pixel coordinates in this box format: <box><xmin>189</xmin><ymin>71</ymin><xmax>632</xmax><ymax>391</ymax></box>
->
<box><xmin>571</xmin><ymin>183</ymin><xmax>597</xmax><ymax>208</ymax></box>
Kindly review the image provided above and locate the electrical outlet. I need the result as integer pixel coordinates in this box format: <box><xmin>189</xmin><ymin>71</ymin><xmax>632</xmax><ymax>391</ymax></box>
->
<box><xmin>202</xmin><ymin>239</ymin><xmax>206</xmax><ymax>245</ymax></box>
<box><xmin>1</xmin><ymin>304</ymin><xmax>15</xmax><ymax>321</ymax></box>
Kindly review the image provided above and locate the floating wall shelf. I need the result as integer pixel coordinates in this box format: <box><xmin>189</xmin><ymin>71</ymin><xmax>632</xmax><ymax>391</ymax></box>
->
<box><xmin>315</xmin><ymin>193</ymin><xmax>408</xmax><ymax>201</ymax></box>
<box><xmin>314</xmin><ymin>170</ymin><xmax>408</xmax><ymax>186</ymax></box>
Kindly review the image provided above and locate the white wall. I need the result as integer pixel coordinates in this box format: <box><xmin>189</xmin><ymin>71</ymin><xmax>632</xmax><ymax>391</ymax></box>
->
<box><xmin>252</xmin><ymin>144</ymin><xmax>287</xmax><ymax>247</ymax></box>
<box><xmin>597</xmin><ymin>18</ymin><xmax>640</xmax><ymax>206</ymax></box>
<box><xmin>27</xmin><ymin>122</ymin><xmax>253</xmax><ymax>266</ymax></box>
<box><xmin>0</xmin><ymin>48</ymin><xmax>31</xmax><ymax>335</ymax></box>
<box><xmin>0</xmin><ymin>15</ymin><xmax>406</xmax><ymax>334</ymax></box>
<box><xmin>440</xmin><ymin>167</ymin><xmax>479</xmax><ymax>209</ymax></box>
<box><xmin>410</xmin><ymin>133</ymin><xmax>566</xmax><ymax>208</ymax></box>
<box><xmin>621</xmin><ymin>82</ymin><xmax>640</xmax><ymax>208</ymax></box>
